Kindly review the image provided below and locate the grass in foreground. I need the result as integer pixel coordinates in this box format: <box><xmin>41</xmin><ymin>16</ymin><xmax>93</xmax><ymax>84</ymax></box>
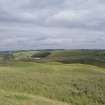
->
<box><xmin>0</xmin><ymin>89</ymin><xmax>69</xmax><ymax>105</ymax></box>
<box><xmin>0</xmin><ymin>62</ymin><xmax>105</xmax><ymax>105</ymax></box>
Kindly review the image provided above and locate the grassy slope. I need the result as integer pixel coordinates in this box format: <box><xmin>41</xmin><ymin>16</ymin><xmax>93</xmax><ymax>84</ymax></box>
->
<box><xmin>0</xmin><ymin>89</ymin><xmax>69</xmax><ymax>105</ymax></box>
<box><xmin>0</xmin><ymin>62</ymin><xmax>105</xmax><ymax>105</ymax></box>
<box><xmin>13</xmin><ymin>50</ymin><xmax>105</xmax><ymax>60</ymax></box>
<box><xmin>13</xmin><ymin>51</ymin><xmax>39</xmax><ymax>60</ymax></box>
<box><xmin>49</xmin><ymin>50</ymin><xmax>105</xmax><ymax>58</ymax></box>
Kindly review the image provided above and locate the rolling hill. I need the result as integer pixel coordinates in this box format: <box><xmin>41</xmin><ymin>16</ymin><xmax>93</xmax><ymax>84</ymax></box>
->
<box><xmin>0</xmin><ymin>62</ymin><xmax>105</xmax><ymax>105</ymax></box>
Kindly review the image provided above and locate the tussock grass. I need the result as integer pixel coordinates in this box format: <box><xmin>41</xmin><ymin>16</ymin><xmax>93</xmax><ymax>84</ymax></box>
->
<box><xmin>0</xmin><ymin>62</ymin><xmax>105</xmax><ymax>105</ymax></box>
<box><xmin>0</xmin><ymin>89</ymin><xmax>69</xmax><ymax>105</ymax></box>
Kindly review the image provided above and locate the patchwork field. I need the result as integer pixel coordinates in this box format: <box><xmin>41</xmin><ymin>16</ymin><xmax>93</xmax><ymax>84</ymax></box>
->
<box><xmin>0</xmin><ymin>62</ymin><xmax>105</xmax><ymax>105</ymax></box>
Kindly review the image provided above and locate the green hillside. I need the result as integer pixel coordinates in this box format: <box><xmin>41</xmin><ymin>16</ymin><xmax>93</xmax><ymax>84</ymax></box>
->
<box><xmin>13</xmin><ymin>51</ymin><xmax>39</xmax><ymax>60</ymax></box>
<box><xmin>1</xmin><ymin>50</ymin><xmax>105</xmax><ymax>67</ymax></box>
<box><xmin>0</xmin><ymin>89</ymin><xmax>69</xmax><ymax>105</ymax></box>
<box><xmin>49</xmin><ymin>50</ymin><xmax>105</xmax><ymax>58</ymax></box>
<box><xmin>11</xmin><ymin>50</ymin><xmax>105</xmax><ymax>60</ymax></box>
<box><xmin>0</xmin><ymin>62</ymin><xmax>105</xmax><ymax>105</ymax></box>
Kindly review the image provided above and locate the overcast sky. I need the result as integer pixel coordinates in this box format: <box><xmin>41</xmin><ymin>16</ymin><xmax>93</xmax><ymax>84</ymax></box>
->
<box><xmin>0</xmin><ymin>0</ymin><xmax>105</xmax><ymax>50</ymax></box>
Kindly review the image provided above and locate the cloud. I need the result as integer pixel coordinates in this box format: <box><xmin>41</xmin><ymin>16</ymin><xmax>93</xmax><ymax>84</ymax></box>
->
<box><xmin>0</xmin><ymin>0</ymin><xmax>105</xmax><ymax>50</ymax></box>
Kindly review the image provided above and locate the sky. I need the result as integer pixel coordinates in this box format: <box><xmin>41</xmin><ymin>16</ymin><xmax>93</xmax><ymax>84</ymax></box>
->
<box><xmin>0</xmin><ymin>0</ymin><xmax>105</xmax><ymax>50</ymax></box>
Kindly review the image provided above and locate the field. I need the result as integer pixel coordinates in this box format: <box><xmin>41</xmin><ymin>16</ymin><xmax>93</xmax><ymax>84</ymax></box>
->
<box><xmin>0</xmin><ymin>61</ymin><xmax>105</xmax><ymax>105</ymax></box>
